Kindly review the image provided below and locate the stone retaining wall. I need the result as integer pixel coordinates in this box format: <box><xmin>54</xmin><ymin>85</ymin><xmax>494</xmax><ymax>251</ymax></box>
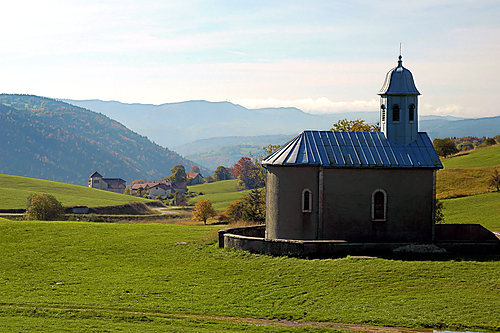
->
<box><xmin>219</xmin><ymin>224</ymin><xmax>499</xmax><ymax>258</ymax></box>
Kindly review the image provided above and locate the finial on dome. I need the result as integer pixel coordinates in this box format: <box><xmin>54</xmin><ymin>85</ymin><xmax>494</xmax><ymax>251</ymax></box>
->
<box><xmin>398</xmin><ymin>43</ymin><xmax>403</xmax><ymax>67</ymax></box>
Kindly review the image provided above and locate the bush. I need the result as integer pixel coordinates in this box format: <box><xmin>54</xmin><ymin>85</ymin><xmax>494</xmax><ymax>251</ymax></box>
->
<box><xmin>434</xmin><ymin>199</ymin><xmax>444</xmax><ymax>224</ymax></box>
<box><xmin>25</xmin><ymin>193</ymin><xmax>64</xmax><ymax>220</ymax></box>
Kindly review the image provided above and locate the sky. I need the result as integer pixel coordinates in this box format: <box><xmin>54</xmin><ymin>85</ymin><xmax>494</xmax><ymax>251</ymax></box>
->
<box><xmin>0</xmin><ymin>0</ymin><xmax>498</xmax><ymax>118</ymax></box>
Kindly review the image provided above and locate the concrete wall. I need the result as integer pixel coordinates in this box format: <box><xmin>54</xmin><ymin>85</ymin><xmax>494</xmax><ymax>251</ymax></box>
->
<box><xmin>220</xmin><ymin>225</ymin><xmax>499</xmax><ymax>258</ymax></box>
<box><xmin>266</xmin><ymin>166</ymin><xmax>435</xmax><ymax>242</ymax></box>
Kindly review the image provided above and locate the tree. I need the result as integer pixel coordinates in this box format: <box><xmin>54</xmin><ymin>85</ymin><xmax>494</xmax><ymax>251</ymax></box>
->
<box><xmin>241</xmin><ymin>188</ymin><xmax>266</xmax><ymax>223</ymax></box>
<box><xmin>213</xmin><ymin>166</ymin><xmax>234</xmax><ymax>181</ymax></box>
<box><xmin>193</xmin><ymin>199</ymin><xmax>216</xmax><ymax>225</ymax></box>
<box><xmin>225</xmin><ymin>200</ymin><xmax>244</xmax><ymax>222</ymax></box>
<box><xmin>433</xmin><ymin>138</ymin><xmax>458</xmax><ymax>157</ymax></box>
<box><xmin>263</xmin><ymin>144</ymin><xmax>281</xmax><ymax>156</ymax></box>
<box><xmin>233</xmin><ymin>157</ymin><xmax>263</xmax><ymax>189</ymax></box>
<box><xmin>331</xmin><ymin>118</ymin><xmax>379</xmax><ymax>132</ymax></box>
<box><xmin>488</xmin><ymin>168</ymin><xmax>500</xmax><ymax>192</ymax></box>
<box><xmin>173</xmin><ymin>192</ymin><xmax>186</xmax><ymax>206</ymax></box>
<box><xmin>434</xmin><ymin>200</ymin><xmax>444</xmax><ymax>224</ymax></box>
<box><xmin>25</xmin><ymin>193</ymin><xmax>64</xmax><ymax>221</ymax></box>
<box><xmin>169</xmin><ymin>165</ymin><xmax>187</xmax><ymax>184</ymax></box>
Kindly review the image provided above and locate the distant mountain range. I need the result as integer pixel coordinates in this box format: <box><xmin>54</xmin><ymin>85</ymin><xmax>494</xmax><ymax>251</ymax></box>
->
<box><xmin>64</xmin><ymin>99</ymin><xmax>499</xmax><ymax>170</ymax></box>
<box><xmin>0</xmin><ymin>94</ymin><xmax>204</xmax><ymax>185</ymax></box>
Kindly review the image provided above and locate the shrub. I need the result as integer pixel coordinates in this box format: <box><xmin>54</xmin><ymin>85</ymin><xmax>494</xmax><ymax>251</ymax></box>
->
<box><xmin>25</xmin><ymin>193</ymin><xmax>64</xmax><ymax>220</ymax></box>
<box><xmin>434</xmin><ymin>200</ymin><xmax>444</xmax><ymax>224</ymax></box>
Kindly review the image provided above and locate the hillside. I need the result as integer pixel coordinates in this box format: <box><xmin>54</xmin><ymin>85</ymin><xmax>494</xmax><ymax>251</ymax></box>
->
<box><xmin>436</xmin><ymin>145</ymin><xmax>500</xmax><ymax>199</ymax></box>
<box><xmin>0</xmin><ymin>94</ymin><xmax>204</xmax><ymax>185</ymax></box>
<box><xmin>0</xmin><ymin>174</ymin><xmax>150</xmax><ymax>209</ymax></box>
<box><xmin>187</xmin><ymin>179</ymin><xmax>250</xmax><ymax>211</ymax></box>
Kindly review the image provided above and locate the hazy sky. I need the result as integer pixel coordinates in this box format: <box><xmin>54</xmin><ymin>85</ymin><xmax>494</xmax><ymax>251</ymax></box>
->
<box><xmin>0</xmin><ymin>0</ymin><xmax>498</xmax><ymax>117</ymax></box>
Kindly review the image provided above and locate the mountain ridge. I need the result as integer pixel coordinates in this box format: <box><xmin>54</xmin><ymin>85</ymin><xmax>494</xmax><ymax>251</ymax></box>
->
<box><xmin>0</xmin><ymin>94</ymin><xmax>206</xmax><ymax>185</ymax></box>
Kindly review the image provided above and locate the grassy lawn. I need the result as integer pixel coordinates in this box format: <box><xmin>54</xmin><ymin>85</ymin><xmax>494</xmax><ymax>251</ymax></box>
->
<box><xmin>0</xmin><ymin>220</ymin><xmax>499</xmax><ymax>332</ymax></box>
<box><xmin>442</xmin><ymin>192</ymin><xmax>500</xmax><ymax>231</ymax></box>
<box><xmin>0</xmin><ymin>174</ymin><xmax>151</xmax><ymax>209</ymax></box>
<box><xmin>188</xmin><ymin>179</ymin><xmax>251</xmax><ymax>211</ymax></box>
<box><xmin>442</xmin><ymin>145</ymin><xmax>500</xmax><ymax>169</ymax></box>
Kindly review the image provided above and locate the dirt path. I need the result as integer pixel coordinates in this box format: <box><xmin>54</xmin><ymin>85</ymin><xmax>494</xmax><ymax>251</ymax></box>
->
<box><xmin>0</xmin><ymin>303</ymin><xmax>438</xmax><ymax>332</ymax></box>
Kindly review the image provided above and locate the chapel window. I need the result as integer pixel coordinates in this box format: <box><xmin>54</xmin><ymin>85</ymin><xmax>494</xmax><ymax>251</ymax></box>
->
<box><xmin>372</xmin><ymin>189</ymin><xmax>387</xmax><ymax>221</ymax></box>
<box><xmin>409</xmin><ymin>104</ymin><xmax>415</xmax><ymax>121</ymax></box>
<box><xmin>302</xmin><ymin>189</ymin><xmax>312</xmax><ymax>213</ymax></box>
<box><xmin>392</xmin><ymin>104</ymin><xmax>400</xmax><ymax>122</ymax></box>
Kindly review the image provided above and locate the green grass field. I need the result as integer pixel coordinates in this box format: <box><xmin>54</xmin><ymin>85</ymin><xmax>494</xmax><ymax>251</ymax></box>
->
<box><xmin>0</xmin><ymin>174</ymin><xmax>150</xmax><ymax>209</ymax></box>
<box><xmin>188</xmin><ymin>179</ymin><xmax>250</xmax><ymax>211</ymax></box>
<box><xmin>436</xmin><ymin>145</ymin><xmax>500</xmax><ymax>199</ymax></box>
<box><xmin>0</xmin><ymin>220</ymin><xmax>498</xmax><ymax>332</ymax></box>
<box><xmin>442</xmin><ymin>192</ymin><xmax>500</xmax><ymax>231</ymax></box>
<box><xmin>442</xmin><ymin>145</ymin><xmax>500</xmax><ymax>169</ymax></box>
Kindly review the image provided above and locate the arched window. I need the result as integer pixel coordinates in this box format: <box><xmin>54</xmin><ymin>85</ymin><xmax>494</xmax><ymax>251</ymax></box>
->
<box><xmin>392</xmin><ymin>104</ymin><xmax>400</xmax><ymax>122</ymax></box>
<box><xmin>372</xmin><ymin>189</ymin><xmax>387</xmax><ymax>221</ymax></box>
<box><xmin>381</xmin><ymin>104</ymin><xmax>386</xmax><ymax>122</ymax></box>
<box><xmin>409</xmin><ymin>104</ymin><xmax>415</xmax><ymax>122</ymax></box>
<box><xmin>302</xmin><ymin>189</ymin><xmax>312</xmax><ymax>213</ymax></box>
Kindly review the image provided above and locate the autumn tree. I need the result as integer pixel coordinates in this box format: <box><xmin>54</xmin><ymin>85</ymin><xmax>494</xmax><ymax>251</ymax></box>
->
<box><xmin>331</xmin><ymin>118</ymin><xmax>379</xmax><ymax>132</ymax></box>
<box><xmin>25</xmin><ymin>193</ymin><xmax>64</xmax><ymax>221</ymax></box>
<box><xmin>225</xmin><ymin>200</ymin><xmax>244</xmax><ymax>222</ymax></box>
<box><xmin>433</xmin><ymin>138</ymin><xmax>458</xmax><ymax>157</ymax></box>
<box><xmin>213</xmin><ymin>166</ymin><xmax>234</xmax><ymax>181</ymax></box>
<box><xmin>169</xmin><ymin>165</ymin><xmax>187</xmax><ymax>184</ymax></box>
<box><xmin>233</xmin><ymin>157</ymin><xmax>263</xmax><ymax>189</ymax></box>
<box><xmin>488</xmin><ymin>168</ymin><xmax>500</xmax><ymax>191</ymax></box>
<box><xmin>193</xmin><ymin>199</ymin><xmax>216</xmax><ymax>224</ymax></box>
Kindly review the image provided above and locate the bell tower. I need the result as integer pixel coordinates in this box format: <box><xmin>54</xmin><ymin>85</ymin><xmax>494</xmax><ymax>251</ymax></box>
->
<box><xmin>378</xmin><ymin>55</ymin><xmax>420</xmax><ymax>145</ymax></box>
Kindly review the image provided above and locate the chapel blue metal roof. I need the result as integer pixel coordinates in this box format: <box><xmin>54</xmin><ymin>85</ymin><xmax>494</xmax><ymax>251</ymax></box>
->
<box><xmin>378</xmin><ymin>56</ymin><xmax>420</xmax><ymax>96</ymax></box>
<box><xmin>262</xmin><ymin>131</ymin><xmax>442</xmax><ymax>169</ymax></box>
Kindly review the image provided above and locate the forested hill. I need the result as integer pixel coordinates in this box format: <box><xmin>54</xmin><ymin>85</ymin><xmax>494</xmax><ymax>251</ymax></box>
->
<box><xmin>0</xmin><ymin>94</ymin><xmax>202</xmax><ymax>185</ymax></box>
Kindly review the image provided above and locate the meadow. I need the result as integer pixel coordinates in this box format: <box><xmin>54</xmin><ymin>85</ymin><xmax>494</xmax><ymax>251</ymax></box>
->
<box><xmin>0</xmin><ymin>220</ymin><xmax>498</xmax><ymax>332</ymax></box>
<box><xmin>442</xmin><ymin>192</ymin><xmax>500</xmax><ymax>231</ymax></box>
<box><xmin>437</xmin><ymin>144</ymin><xmax>499</xmax><ymax>199</ymax></box>
<box><xmin>188</xmin><ymin>179</ymin><xmax>250</xmax><ymax>211</ymax></box>
<box><xmin>0</xmin><ymin>174</ymin><xmax>150</xmax><ymax>209</ymax></box>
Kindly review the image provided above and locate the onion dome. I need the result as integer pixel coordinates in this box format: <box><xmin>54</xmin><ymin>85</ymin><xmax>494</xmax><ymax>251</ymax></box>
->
<box><xmin>379</xmin><ymin>56</ymin><xmax>420</xmax><ymax>95</ymax></box>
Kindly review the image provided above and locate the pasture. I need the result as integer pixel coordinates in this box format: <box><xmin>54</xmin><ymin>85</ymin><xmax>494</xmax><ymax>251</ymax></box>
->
<box><xmin>0</xmin><ymin>174</ymin><xmax>150</xmax><ymax>209</ymax></box>
<box><xmin>188</xmin><ymin>179</ymin><xmax>250</xmax><ymax>211</ymax></box>
<box><xmin>0</xmin><ymin>220</ymin><xmax>498</xmax><ymax>332</ymax></box>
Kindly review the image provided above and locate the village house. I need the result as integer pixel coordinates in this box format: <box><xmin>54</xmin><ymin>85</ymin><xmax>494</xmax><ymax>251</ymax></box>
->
<box><xmin>130</xmin><ymin>181</ymin><xmax>173</xmax><ymax>199</ymax></box>
<box><xmin>187</xmin><ymin>170</ymin><xmax>204</xmax><ymax>185</ymax></box>
<box><xmin>88</xmin><ymin>171</ymin><xmax>126</xmax><ymax>194</ymax></box>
